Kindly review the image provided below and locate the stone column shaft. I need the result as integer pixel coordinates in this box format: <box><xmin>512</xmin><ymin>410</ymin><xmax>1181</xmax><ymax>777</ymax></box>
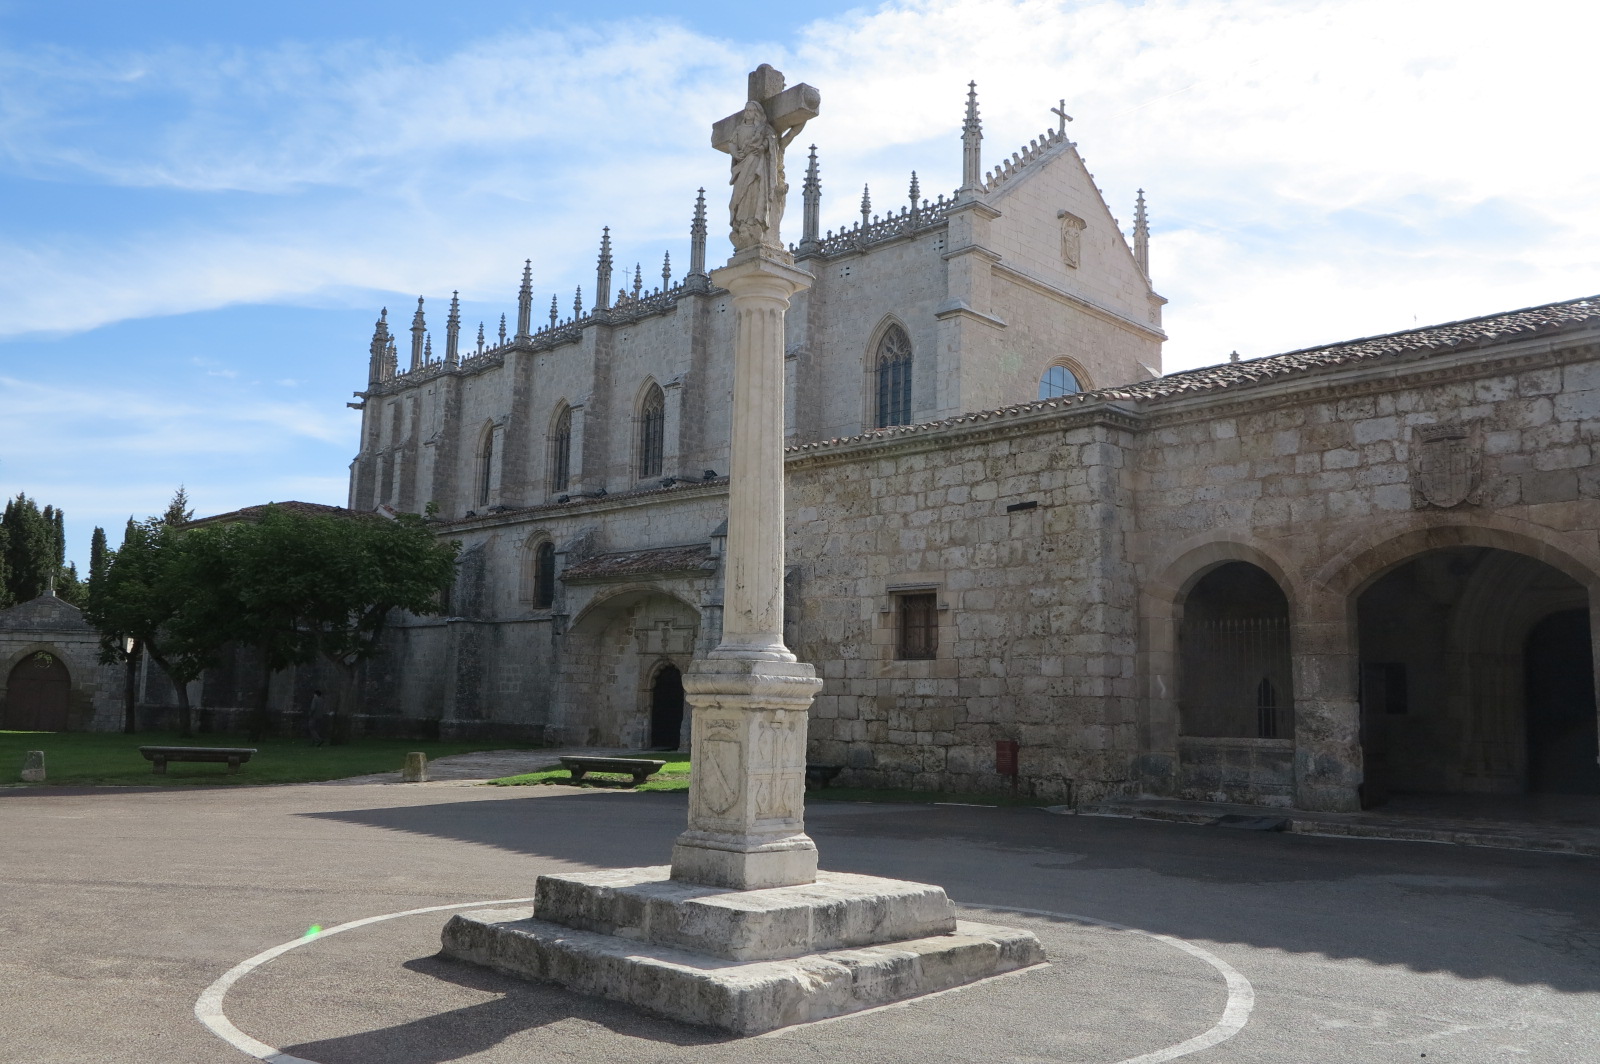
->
<box><xmin>670</xmin><ymin>249</ymin><xmax>822</xmax><ymax>891</ymax></box>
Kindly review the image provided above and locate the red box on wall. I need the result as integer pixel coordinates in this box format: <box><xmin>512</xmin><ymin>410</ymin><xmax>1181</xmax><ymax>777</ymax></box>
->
<box><xmin>995</xmin><ymin>739</ymin><xmax>1019</xmax><ymax>776</ymax></box>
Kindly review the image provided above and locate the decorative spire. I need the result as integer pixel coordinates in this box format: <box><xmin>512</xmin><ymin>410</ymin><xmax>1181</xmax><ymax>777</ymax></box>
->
<box><xmin>661</xmin><ymin>251</ymin><xmax>672</xmax><ymax>290</ymax></box>
<box><xmin>424</xmin><ymin>332</ymin><xmax>433</xmax><ymax>363</ymax></box>
<box><xmin>688</xmin><ymin>189</ymin><xmax>708</xmax><ymax>279</ymax></box>
<box><xmin>476</xmin><ymin>321</ymin><xmax>486</xmax><ymax>354</ymax></box>
<box><xmin>959</xmin><ymin>81</ymin><xmax>984</xmax><ymax>198</ymax></box>
<box><xmin>498</xmin><ymin>313</ymin><xmax>507</xmax><ymax>346</ymax></box>
<box><xmin>516</xmin><ymin>260</ymin><xmax>533</xmax><ymax>340</ymax></box>
<box><xmin>1133</xmin><ymin>189</ymin><xmax>1150</xmax><ymax>280</ymax></box>
<box><xmin>368</xmin><ymin>307</ymin><xmax>392</xmax><ymax>383</ymax></box>
<box><xmin>799</xmin><ymin>145</ymin><xmax>821</xmax><ymax>250</ymax></box>
<box><xmin>632</xmin><ymin>262</ymin><xmax>642</xmax><ymax>301</ymax></box>
<box><xmin>549</xmin><ymin>294</ymin><xmax>559</xmax><ymax>330</ymax></box>
<box><xmin>445</xmin><ymin>291</ymin><xmax>461</xmax><ymax>364</ymax></box>
<box><xmin>1229</xmin><ymin>350</ymin><xmax>1240</xmax><ymax>363</ymax></box>
<box><xmin>409</xmin><ymin>297</ymin><xmax>426</xmax><ymax>372</ymax></box>
<box><xmin>596</xmin><ymin>228</ymin><xmax>613</xmax><ymax>311</ymax></box>
<box><xmin>860</xmin><ymin>184</ymin><xmax>872</xmax><ymax>229</ymax></box>
<box><xmin>574</xmin><ymin>286</ymin><xmax>582</xmax><ymax>319</ymax></box>
<box><xmin>384</xmin><ymin>336</ymin><xmax>397</xmax><ymax>379</ymax></box>
<box><xmin>908</xmin><ymin>171</ymin><xmax>921</xmax><ymax>216</ymax></box>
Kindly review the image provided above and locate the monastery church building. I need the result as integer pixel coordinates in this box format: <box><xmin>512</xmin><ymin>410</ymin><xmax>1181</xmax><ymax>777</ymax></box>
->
<box><xmin>9</xmin><ymin>83</ymin><xmax>1597</xmax><ymax>817</ymax></box>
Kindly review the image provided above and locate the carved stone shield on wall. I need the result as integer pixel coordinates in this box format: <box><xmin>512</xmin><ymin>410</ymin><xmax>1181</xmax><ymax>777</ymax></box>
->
<box><xmin>699</xmin><ymin>737</ymin><xmax>741</xmax><ymax>816</ymax></box>
<box><xmin>1413</xmin><ymin>424</ymin><xmax>1480</xmax><ymax>508</ymax></box>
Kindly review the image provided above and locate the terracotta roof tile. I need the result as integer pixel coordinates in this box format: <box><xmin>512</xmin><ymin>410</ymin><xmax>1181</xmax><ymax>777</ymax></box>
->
<box><xmin>561</xmin><ymin>544</ymin><xmax>716</xmax><ymax>581</ymax></box>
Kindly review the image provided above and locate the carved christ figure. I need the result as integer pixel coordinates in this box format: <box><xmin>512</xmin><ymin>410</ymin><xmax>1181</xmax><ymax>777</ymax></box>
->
<box><xmin>728</xmin><ymin>100</ymin><xmax>803</xmax><ymax>250</ymax></box>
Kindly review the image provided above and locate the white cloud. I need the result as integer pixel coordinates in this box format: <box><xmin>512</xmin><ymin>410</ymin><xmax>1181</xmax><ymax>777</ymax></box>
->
<box><xmin>2</xmin><ymin>0</ymin><xmax>1597</xmax><ymax>371</ymax></box>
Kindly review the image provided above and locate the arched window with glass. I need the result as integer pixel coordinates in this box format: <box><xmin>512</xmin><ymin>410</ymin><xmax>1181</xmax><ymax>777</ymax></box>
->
<box><xmin>874</xmin><ymin>325</ymin><xmax>913</xmax><ymax>428</ymax></box>
<box><xmin>475</xmin><ymin>423</ymin><xmax>495</xmax><ymax>508</ymax></box>
<box><xmin>637</xmin><ymin>383</ymin><xmax>665</xmax><ymax>479</ymax></box>
<box><xmin>531</xmin><ymin>539</ymin><xmax>556</xmax><ymax>609</ymax></box>
<box><xmin>548</xmin><ymin>403</ymin><xmax>572</xmax><ymax>493</ymax></box>
<box><xmin>1038</xmin><ymin>363</ymin><xmax>1083</xmax><ymax>400</ymax></box>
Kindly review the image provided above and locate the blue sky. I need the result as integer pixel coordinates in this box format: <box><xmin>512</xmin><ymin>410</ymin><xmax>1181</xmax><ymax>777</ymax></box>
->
<box><xmin>3</xmin><ymin>0</ymin><xmax>1597</xmax><ymax>570</ymax></box>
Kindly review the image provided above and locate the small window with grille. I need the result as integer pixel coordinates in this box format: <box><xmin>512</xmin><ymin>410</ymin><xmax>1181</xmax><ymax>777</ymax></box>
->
<box><xmin>896</xmin><ymin>592</ymin><xmax>938</xmax><ymax>660</ymax></box>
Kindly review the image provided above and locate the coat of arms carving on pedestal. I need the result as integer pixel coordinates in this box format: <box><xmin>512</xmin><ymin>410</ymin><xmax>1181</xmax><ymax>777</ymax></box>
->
<box><xmin>1412</xmin><ymin>424</ymin><xmax>1481</xmax><ymax>508</ymax></box>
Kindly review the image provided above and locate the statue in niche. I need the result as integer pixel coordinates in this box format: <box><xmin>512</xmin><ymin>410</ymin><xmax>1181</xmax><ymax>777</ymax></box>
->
<box><xmin>1058</xmin><ymin>210</ymin><xmax>1087</xmax><ymax>269</ymax></box>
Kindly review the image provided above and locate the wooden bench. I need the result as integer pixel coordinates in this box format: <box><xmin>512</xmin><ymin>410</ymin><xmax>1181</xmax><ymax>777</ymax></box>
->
<box><xmin>805</xmin><ymin>764</ymin><xmax>843</xmax><ymax>790</ymax></box>
<box><xmin>138</xmin><ymin>746</ymin><xmax>258</xmax><ymax>775</ymax></box>
<box><xmin>559</xmin><ymin>756</ymin><xmax>665</xmax><ymax>787</ymax></box>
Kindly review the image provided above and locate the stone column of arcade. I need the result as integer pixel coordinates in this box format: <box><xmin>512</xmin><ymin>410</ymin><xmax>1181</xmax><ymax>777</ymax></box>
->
<box><xmin>439</xmin><ymin>65</ymin><xmax>1043</xmax><ymax>1036</ymax></box>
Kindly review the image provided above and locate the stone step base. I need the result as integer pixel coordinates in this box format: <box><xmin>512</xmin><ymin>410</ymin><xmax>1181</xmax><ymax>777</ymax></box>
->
<box><xmin>534</xmin><ymin>866</ymin><xmax>956</xmax><ymax>961</ymax></box>
<box><xmin>441</xmin><ymin>906</ymin><xmax>1045</xmax><ymax>1035</ymax></box>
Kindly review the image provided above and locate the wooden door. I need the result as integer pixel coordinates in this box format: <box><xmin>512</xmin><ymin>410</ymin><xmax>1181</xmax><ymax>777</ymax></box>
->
<box><xmin>4</xmin><ymin>651</ymin><xmax>71</xmax><ymax>731</ymax></box>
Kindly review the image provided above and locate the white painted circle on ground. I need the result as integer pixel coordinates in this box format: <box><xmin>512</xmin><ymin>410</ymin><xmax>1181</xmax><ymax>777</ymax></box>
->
<box><xmin>195</xmin><ymin>897</ymin><xmax>1254</xmax><ymax>1064</ymax></box>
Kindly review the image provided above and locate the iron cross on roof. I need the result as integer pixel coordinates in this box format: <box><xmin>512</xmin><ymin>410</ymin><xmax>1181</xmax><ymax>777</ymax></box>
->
<box><xmin>711</xmin><ymin>64</ymin><xmax>820</xmax><ymax>153</ymax></box>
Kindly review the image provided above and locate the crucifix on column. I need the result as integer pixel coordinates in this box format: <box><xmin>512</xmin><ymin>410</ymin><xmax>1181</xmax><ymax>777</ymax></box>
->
<box><xmin>711</xmin><ymin>64</ymin><xmax>820</xmax><ymax>254</ymax></box>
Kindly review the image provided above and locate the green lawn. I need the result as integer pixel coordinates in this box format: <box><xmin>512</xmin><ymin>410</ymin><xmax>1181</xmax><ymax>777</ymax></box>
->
<box><xmin>488</xmin><ymin>754</ymin><xmax>692</xmax><ymax>792</ymax></box>
<box><xmin>486</xmin><ymin>757</ymin><xmax>1052</xmax><ymax>806</ymax></box>
<box><xmin>1</xmin><ymin>730</ymin><xmax>542</xmax><ymax>787</ymax></box>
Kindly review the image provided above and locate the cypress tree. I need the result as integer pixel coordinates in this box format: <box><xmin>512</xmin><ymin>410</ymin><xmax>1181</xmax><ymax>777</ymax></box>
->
<box><xmin>89</xmin><ymin>526</ymin><xmax>109</xmax><ymax>587</ymax></box>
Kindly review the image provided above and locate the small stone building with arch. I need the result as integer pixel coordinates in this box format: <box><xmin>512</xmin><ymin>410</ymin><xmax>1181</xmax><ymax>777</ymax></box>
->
<box><xmin>0</xmin><ymin>589</ymin><xmax>121</xmax><ymax>732</ymax></box>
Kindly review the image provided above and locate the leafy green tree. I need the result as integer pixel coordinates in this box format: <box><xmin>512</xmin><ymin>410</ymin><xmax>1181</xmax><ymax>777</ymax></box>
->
<box><xmin>88</xmin><ymin>527</ymin><xmax>109</xmax><ymax>587</ymax></box>
<box><xmin>2</xmin><ymin>493</ymin><xmax>55</xmax><ymax>602</ymax></box>
<box><xmin>85</xmin><ymin>518</ymin><xmax>223</xmax><ymax>737</ymax></box>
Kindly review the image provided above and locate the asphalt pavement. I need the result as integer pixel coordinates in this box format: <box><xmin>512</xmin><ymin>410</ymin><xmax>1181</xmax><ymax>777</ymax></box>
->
<box><xmin>2</xmin><ymin>779</ymin><xmax>1596</xmax><ymax>1063</ymax></box>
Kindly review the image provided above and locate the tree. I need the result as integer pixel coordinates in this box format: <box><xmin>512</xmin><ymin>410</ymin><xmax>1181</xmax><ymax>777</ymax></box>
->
<box><xmin>303</xmin><ymin>509</ymin><xmax>459</xmax><ymax>743</ymax></box>
<box><xmin>161</xmin><ymin>486</ymin><xmax>194</xmax><ymax>528</ymax></box>
<box><xmin>2</xmin><ymin>493</ymin><xmax>54</xmax><ymax>602</ymax></box>
<box><xmin>88</xmin><ymin>527</ymin><xmax>109</xmax><ymax>587</ymax></box>
<box><xmin>85</xmin><ymin>518</ymin><xmax>223</xmax><ymax>737</ymax></box>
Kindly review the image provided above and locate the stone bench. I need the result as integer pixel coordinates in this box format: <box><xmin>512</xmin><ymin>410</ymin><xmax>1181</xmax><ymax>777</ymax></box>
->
<box><xmin>805</xmin><ymin>764</ymin><xmax>843</xmax><ymax>790</ymax></box>
<box><xmin>558</xmin><ymin>756</ymin><xmax>666</xmax><ymax>787</ymax></box>
<box><xmin>138</xmin><ymin>746</ymin><xmax>257</xmax><ymax>775</ymax></box>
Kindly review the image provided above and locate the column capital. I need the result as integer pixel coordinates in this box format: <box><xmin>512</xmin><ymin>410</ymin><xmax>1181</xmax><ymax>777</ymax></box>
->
<box><xmin>710</xmin><ymin>250</ymin><xmax>815</xmax><ymax>301</ymax></box>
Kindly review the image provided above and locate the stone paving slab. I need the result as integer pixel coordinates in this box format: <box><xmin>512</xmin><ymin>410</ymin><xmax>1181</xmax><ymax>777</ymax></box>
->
<box><xmin>1077</xmin><ymin>795</ymin><xmax>1600</xmax><ymax>856</ymax></box>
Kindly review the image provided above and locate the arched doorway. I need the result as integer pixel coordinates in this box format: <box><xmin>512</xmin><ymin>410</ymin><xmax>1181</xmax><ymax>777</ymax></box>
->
<box><xmin>649</xmin><ymin>664</ymin><xmax>685</xmax><ymax>750</ymax></box>
<box><xmin>554</xmin><ymin>589</ymin><xmax>698</xmax><ymax>748</ymax></box>
<box><xmin>3</xmin><ymin>651</ymin><xmax>71</xmax><ymax>731</ymax></box>
<box><xmin>1357</xmin><ymin>546</ymin><xmax>1596</xmax><ymax>803</ymax></box>
<box><xmin>1176</xmin><ymin>562</ymin><xmax>1295</xmax><ymax>803</ymax></box>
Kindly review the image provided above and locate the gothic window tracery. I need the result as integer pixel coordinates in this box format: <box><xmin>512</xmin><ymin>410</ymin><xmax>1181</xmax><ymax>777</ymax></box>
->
<box><xmin>549</xmin><ymin>404</ymin><xmax>572</xmax><ymax>493</ymax></box>
<box><xmin>874</xmin><ymin>325</ymin><xmax>913</xmax><ymax>428</ymax></box>
<box><xmin>476</xmin><ymin>424</ymin><xmax>494</xmax><ymax>508</ymax></box>
<box><xmin>637</xmin><ymin>383</ymin><xmax>665</xmax><ymax>479</ymax></box>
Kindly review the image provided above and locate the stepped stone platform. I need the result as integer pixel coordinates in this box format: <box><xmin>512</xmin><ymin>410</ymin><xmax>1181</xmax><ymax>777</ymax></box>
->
<box><xmin>440</xmin><ymin>867</ymin><xmax>1045</xmax><ymax>1034</ymax></box>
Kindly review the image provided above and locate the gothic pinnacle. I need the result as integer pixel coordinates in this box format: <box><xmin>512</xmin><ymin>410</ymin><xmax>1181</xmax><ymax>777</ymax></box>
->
<box><xmin>1133</xmin><ymin>189</ymin><xmax>1151</xmax><ymax>279</ymax></box>
<box><xmin>517</xmin><ymin>259</ymin><xmax>534</xmax><ymax>340</ymax></box>
<box><xmin>549</xmin><ymin>294</ymin><xmax>559</xmax><ymax>329</ymax></box>
<box><xmin>662</xmin><ymin>251</ymin><xmax>672</xmax><ymax>290</ymax></box>
<box><xmin>596</xmin><ymin>227</ymin><xmax>614</xmax><ymax>310</ymax></box>
<box><xmin>632</xmin><ymin>263</ymin><xmax>643</xmax><ymax>300</ymax></box>
<box><xmin>574</xmin><ymin>286</ymin><xmax>583</xmax><ymax>318</ymax></box>
<box><xmin>800</xmin><ymin>147</ymin><xmax>821</xmax><ymax>248</ymax></box>
<box><xmin>688</xmin><ymin>189</ymin><xmax>708</xmax><ymax>278</ymax></box>
<box><xmin>409</xmin><ymin>296</ymin><xmax>426</xmax><ymax>372</ymax></box>
<box><xmin>860</xmin><ymin>184</ymin><xmax>872</xmax><ymax>228</ymax></box>
<box><xmin>424</xmin><ymin>332</ymin><xmax>433</xmax><ymax>362</ymax></box>
<box><xmin>445</xmin><ymin>290</ymin><xmax>461</xmax><ymax>364</ymax></box>
<box><xmin>498</xmin><ymin>314</ymin><xmax>507</xmax><ymax>346</ymax></box>
<box><xmin>960</xmin><ymin>81</ymin><xmax>984</xmax><ymax>197</ymax></box>
<box><xmin>908</xmin><ymin>171</ymin><xmax>920</xmax><ymax>213</ymax></box>
<box><xmin>476</xmin><ymin>322</ymin><xmax>486</xmax><ymax>354</ymax></box>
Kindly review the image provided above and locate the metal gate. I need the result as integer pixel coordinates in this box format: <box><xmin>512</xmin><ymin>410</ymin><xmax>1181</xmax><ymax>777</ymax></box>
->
<box><xmin>1179</xmin><ymin>617</ymin><xmax>1291</xmax><ymax>738</ymax></box>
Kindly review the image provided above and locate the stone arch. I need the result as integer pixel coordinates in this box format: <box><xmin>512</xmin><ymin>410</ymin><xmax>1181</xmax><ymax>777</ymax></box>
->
<box><xmin>2</xmin><ymin>646</ymin><xmax>72</xmax><ymax>731</ymax></box>
<box><xmin>1143</xmin><ymin>538</ymin><xmax>1301</xmax><ymax>806</ymax></box>
<box><xmin>646</xmin><ymin>658</ymin><xmax>686</xmax><ymax>750</ymax></box>
<box><xmin>635</xmin><ymin>379</ymin><xmax>665</xmax><ymax>480</ymax></box>
<box><xmin>521</xmin><ymin>531</ymin><xmax>557</xmax><ymax>609</ymax></box>
<box><xmin>864</xmin><ymin>316</ymin><xmax>914</xmax><ymax>429</ymax></box>
<box><xmin>555</xmin><ymin>586</ymin><xmax>699</xmax><ymax>748</ymax></box>
<box><xmin>1295</xmin><ymin>516</ymin><xmax>1600</xmax><ymax>812</ymax></box>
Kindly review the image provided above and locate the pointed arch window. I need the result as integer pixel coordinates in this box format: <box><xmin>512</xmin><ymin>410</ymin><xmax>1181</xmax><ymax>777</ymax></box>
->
<box><xmin>875</xmin><ymin>325</ymin><xmax>913</xmax><ymax>428</ymax></box>
<box><xmin>637</xmin><ymin>383</ymin><xmax>665</xmax><ymax>479</ymax></box>
<box><xmin>549</xmin><ymin>404</ymin><xmax>572</xmax><ymax>493</ymax></box>
<box><xmin>532</xmin><ymin>539</ymin><xmax>556</xmax><ymax>609</ymax></box>
<box><xmin>1039</xmin><ymin>363</ymin><xmax>1083</xmax><ymax>400</ymax></box>
<box><xmin>476</xmin><ymin>425</ymin><xmax>494</xmax><ymax>508</ymax></box>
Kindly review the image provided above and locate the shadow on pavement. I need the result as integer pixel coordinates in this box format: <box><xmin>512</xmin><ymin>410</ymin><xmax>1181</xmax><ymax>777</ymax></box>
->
<box><xmin>300</xmin><ymin>790</ymin><xmax>1600</xmax><ymax>995</ymax></box>
<box><xmin>280</xmin><ymin>954</ymin><xmax>729</xmax><ymax>1063</ymax></box>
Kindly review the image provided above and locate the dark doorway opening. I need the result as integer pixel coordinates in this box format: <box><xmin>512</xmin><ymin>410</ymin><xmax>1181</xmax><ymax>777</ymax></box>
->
<box><xmin>1357</xmin><ymin>546</ymin><xmax>1597</xmax><ymax>804</ymax></box>
<box><xmin>649</xmin><ymin>664</ymin><xmax>685</xmax><ymax>750</ymax></box>
<box><xmin>1526</xmin><ymin>609</ymin><xmax>1600</xmax><ymax>795</ymax></box>
<box><xmin>3</xmin><ymin>651</ymin><xmax>71</xmax><ymax>731</ymax></box>
<box><xmin>1179</xmin><ymin>562</ymin><xmax>1293</xmax><ymax>739</ymax></box>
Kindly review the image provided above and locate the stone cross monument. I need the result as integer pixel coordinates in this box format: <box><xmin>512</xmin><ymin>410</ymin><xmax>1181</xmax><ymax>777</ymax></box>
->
<box><xmin>669</xmin><ymin>64</ymin><xmax>825</xmax><ymax>891</ymax></box>
<box><xmin>439</xmin><ymin>68</ymin><xmax>1042</xmax><ymax>1034</ymax></box>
